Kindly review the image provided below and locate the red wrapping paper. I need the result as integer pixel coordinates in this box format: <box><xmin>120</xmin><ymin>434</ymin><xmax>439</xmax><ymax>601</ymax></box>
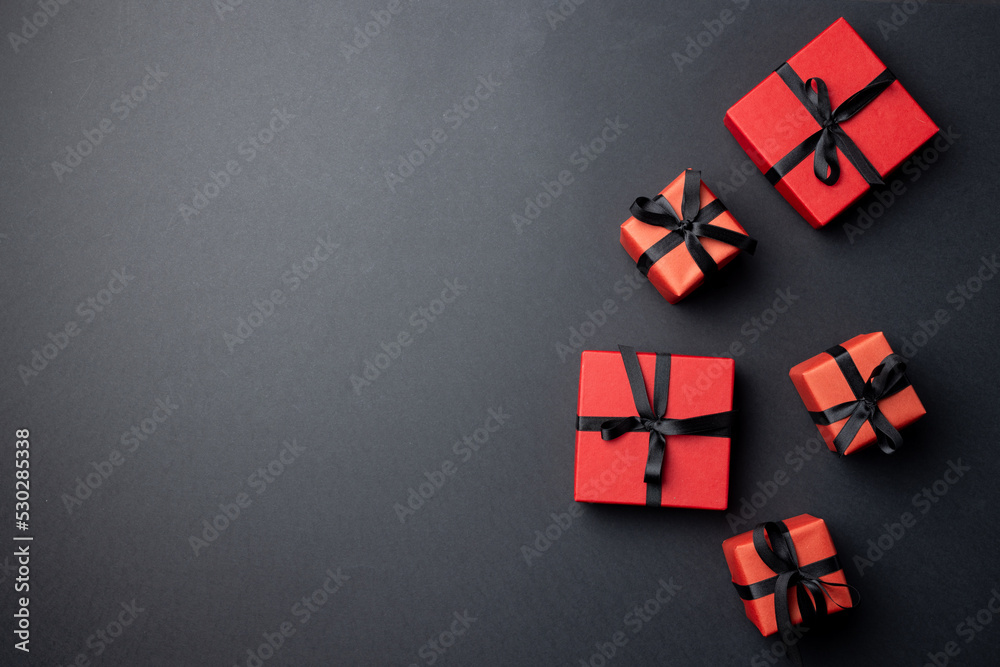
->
<box><xmin>620</xmin><ymin>170</ymin><xmax>749</xmax><ymax>304</ymax></box>
<box><xmin>722</xmin><ymin>513</ymin><xmax>853</xmax><ymax>637</ymax></box>
<box><xmin>789</xmin><ymin>331</ymin><xmax>925</xmax><ymax>455</ymax></box>
<box><xmin>574</xmin><ymin>349</ymin><xmax>734</xmax><ymax>509</ymax></box>
<box><xmin>724</xmin><ymin>17</ymin><xmax>938</xmax><ymax>228</ymax></box>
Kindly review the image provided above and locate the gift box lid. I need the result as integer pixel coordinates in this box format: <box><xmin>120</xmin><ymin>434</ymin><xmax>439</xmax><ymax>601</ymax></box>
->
<box><xmin>789</xmin><ymin>331</ymin><xmax>925</xmax><ymax>454</ymax></box>
<box><xmin>722</xmin><ymin>513</ymin><xmax>852</xmax><ymax>636</ymax></box>
<box><xmin>574</xmin><ymin>349</ymin><xmax>734</xmax><ymax>509</ymax></box>
<box><xmin>724</xmin><ymin>17</ymin><xmax>938</xmax><ymax>227</ymax></box>
<box><xmin>620</xmin><ymin>171</ymin><xmax>749</xmax><ymax>304</ymax></box>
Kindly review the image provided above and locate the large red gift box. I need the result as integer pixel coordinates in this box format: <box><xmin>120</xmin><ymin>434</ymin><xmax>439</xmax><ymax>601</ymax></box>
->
<box><xmin>574</xmin><ymin>348</ymin><xmax>734</xmax><ymax>509</ymax></box>
<box><xmin>620</xmin><ymin>169</ymin><xmax>754</xmax><ymax>304</ymax></box>
<box><xmin>724</xmin><ymin>17</ymin><xmax>938</xmax><ymax>228</ymax></box>
<box><xmin>789</xmin><ymin>332</ymin><xmax>925</xmax><ymax>455</ymax></box>
<box><xmin>723</xmin><ymin>514</ymin><xmax>853</xmax><ymax>637</ymax></box>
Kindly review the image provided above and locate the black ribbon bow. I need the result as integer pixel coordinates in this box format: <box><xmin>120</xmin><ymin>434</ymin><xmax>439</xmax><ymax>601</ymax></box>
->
<box><xmin>630</xmin><ymin>169</ymin><xmax>757</xmax><ymax>281</ymax></box>
<box><xmin>575</xmin><ymin>345</ymin><xmax>735</xmax><ymax>506</ymax></box>
<box><xmin>808</xmin><ymin>345</ymin><xmax>911</xmax><ymax>455</ymax></box>
<box><xmin>732</xmin><ymin>521</ymin><xmax>855</xmax><ymax>667</ymax></box>
<box><xmin>765</xmin><ymin>63</ymin><xmax>896</xmax><ymax>187</ymax></box>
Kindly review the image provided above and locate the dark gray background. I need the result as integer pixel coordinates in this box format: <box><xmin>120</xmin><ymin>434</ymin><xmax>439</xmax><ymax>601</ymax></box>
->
<box><xmin>2</xmin><ymin>1</ymin><xmax>999</xmax><ymax>665</ymax></box>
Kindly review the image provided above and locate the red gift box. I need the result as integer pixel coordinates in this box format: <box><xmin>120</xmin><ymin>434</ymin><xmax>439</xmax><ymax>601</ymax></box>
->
<box><xmin>724</xmin><ymin>17</ymin><xmax>938</xmax><ymax>228</ymax></box>
<box><xmin>789</xmin><ymin>332</ymin><xmax>925</xmax><ymax>455</ymax></box>
<box><xmin>620</xmin><ymin>169</ymin><xmax>756</xmax><ymax>304</ymax></box>
<box><xmin>574</xmin><ymin>347</ymin><xmax>735</xmax><ymax>509</ymax></box>
<box><xmin>722</xmin><ymin>514</ymin><xmax>853</xmax><ymax>638</ymax></box>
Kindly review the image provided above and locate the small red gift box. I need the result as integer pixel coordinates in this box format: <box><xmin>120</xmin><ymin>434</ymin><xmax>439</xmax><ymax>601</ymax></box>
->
<box><xmin>620</xmin><ymin>169</ymin><xmax>756</xmax><ymax>304</ymax></box>
<box><xmin>723</xmin><ymin>514</ymin><xmax>853</xmax><ymax>638</ymax></box>
<box><xmin>789</xmin><ymin>332</ymin><xmax>925</xmax><ymax>455</ymax></box>
<box><xmin>574</xmin><ymin>346</ymin><xmax>735</xmax><ymax>509</ymax></box>
<box><xmin>724</xmin><ymin>17</ymin><xmax>938</xmax><ymax>228</ymax></box>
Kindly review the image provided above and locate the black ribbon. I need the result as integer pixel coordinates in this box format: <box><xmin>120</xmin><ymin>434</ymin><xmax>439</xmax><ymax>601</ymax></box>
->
<box><xmin>630</xmin><ymin>169</ymin><xmax>757</xmax><ymax>281</ymax></box>
<box><xmin>575</xmin><ymin>345</ymin><xmax>735</xmax><ymax>506</ymax></box>
<box><xmin>764</xmin><ymin>63</ymin><xmax>896</xmax><ymax>187</ymax></box>
<box><xmin>808</xmin><ymin>345</ymin><xmax>911</xmax><ymax>455</ymax></box>
<box><xmin>734</xmin><ymin>521</ymin><xmax>855</xmax><ymax>667</ymax></box>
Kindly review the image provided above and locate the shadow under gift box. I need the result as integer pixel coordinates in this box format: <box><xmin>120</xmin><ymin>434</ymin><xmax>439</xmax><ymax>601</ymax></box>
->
<box><xmin>723</xmin><ymin>514</ymin><xmax>853</xmax><ymax>637</ymax></box>
<box><xmin>789</xmin><ymin>332</ymin><xmax>925</xmax><ymax>455</ymax></box>
<box><xmin>620</xmin><ymin>170</ymin><xmax>750</xmax><ymax>304</ymax></box>
<box><xmin>724</xmin><ymin>17</ymin><xmax>938</xmax><ymax>228</ymax></box>
<box><xmin>573</xmin><ymin>350</ymin><xmax>734</xmax><ymax>509</ymax></box>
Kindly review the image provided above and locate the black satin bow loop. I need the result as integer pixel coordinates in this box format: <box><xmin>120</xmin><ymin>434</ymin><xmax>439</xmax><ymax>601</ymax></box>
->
<box><xmin>803</xmin><ymin>77</ymin><xmax>841</xmax><ymax>185</ymax></box>
<box><xmin>629</xmin><ymin>170</ymin><xmax>757</xmax><ymax>280</ymax></box>
<box><xmin>751</xmin><ymin>521</ymin><xmax>858</xmax><ymax>667</ymax></box>
<box><xmin>766</xmin><ymin>64</ymin><xmax>896</xmax><ymax>187</ymax></box>
<box><xmin>809</xmin><ymin>347</ymin><xmax>910</xmax><ymax>455</ymax></box>
<box><xmin>595</xmin><ymin>345</ymin><xmax>735</xmax><ymax>505</ymax></box>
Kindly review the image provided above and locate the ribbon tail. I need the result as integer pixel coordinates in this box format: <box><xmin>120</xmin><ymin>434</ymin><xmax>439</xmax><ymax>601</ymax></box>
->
<box><xmin>831</xmin><ymin>406</ymin><xmax>869</xmax><ymax>455</ymax></box>
<box><xmin>813</xmin><ymin>127</ymin><xmax>840</xmax><ymax>185</ymax></box>
<box><xmin>774</xmin><ymin>571</ymin><xmax>803</xmax><ymax>667</ymax></box>
<box><xmin>798</xmin><ymin>579</ymin><xmax>827</xmax><ymax>623</ymax></box>
<box><xmin>691</xmin><ymin>223</ymin><xmax>758</xmax><ymax>255</ymax></box>
<box><xmin>831</xmin><ymin>126</ymin><xmax>882</xmax><ymax>186</ymax></box>
<box><xmin>643</xmin><ymin>432</ymin><xmax>665</xmax><ymax>506</ymax></box>
<box><xmin>814</xmin><ymin>578</ymin><xmax>861</xmax><ymax>611</ymax></box>
<box><xmin>868</xmin><ymin>409</ymin><xmax>904</xmax><ymax>454</ymax></box>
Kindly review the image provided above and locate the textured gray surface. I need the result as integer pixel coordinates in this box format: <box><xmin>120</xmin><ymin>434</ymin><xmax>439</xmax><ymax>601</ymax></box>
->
<box><xmin>1</xmin><ymin>1</ymin><xmax>999</xmax><ymax>665</ymax></box>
